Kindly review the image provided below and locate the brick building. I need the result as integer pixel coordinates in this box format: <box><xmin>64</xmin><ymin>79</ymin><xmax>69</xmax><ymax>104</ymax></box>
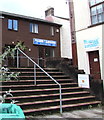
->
<box><xmin>0</xmin><ymin>11</ymin><xmax>61</xmax><ymax>67</ymax></box>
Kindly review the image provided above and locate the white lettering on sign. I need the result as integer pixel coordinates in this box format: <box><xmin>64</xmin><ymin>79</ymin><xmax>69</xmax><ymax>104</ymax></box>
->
<box><xmin>84</xmin><ymin>38</ymin><xmax>99</xmax><ymax>49</ymax></box>
<box><xmin>33</xmin><ymin>38</ymin><xmax>57</xmax><ymax>47</ymax></box>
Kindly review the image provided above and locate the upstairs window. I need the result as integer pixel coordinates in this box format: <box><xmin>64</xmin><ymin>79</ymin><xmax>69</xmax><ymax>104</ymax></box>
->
<box><xmin>89</xmin><ymin>0</ymin><xmax>104</xmax><ymax>25</ymax></box>
<box><xmin>8</xmin><ymin>19</ymin><xmax>18</xmax><ymax>31</ymax></box>
<box><xmin>30</xmin><ymin>23</ymin><xmax>39</xmax><ymax>33</ymax></box>
<box><xmin>90</xmin><ymin>0</ymin><xmax>104</xmax><ymax>6</ymax></box>
<box><xmin>50</xmin><ymin>26</ymin><xmax>54</xmax><ymax>36</ymax></box>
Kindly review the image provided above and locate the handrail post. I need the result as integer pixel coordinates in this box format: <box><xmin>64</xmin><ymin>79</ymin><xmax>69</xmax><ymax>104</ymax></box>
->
<box><xmin>17</xmin><ymin>49</ymin><xmax>19</xmax><ymax>68</ymax></box>
<box><xmin>59</xmin><ymin>85</ymin><xmax>62</xmax><ymax>114</ymax></box>
<box><xmin>34</xmin><ymin>64</ymin><xmax>36</xmax><ymax>85</ymax></box>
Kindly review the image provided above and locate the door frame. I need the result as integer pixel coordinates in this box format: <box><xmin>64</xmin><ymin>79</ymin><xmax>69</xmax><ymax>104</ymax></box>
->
<box><xmin>38</xmin><ymin>46</ymin><xmax>55</xmax><ymax>67</ymax></box>
<box><xmin>88</xmin><ymin>50</ymin><xmax>101</xmax><ymax>79</ymax></box>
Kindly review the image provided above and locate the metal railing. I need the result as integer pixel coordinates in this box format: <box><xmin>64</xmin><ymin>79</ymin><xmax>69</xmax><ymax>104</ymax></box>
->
<box><xmin>16</xmin><ymin>48</ymin><xmax>62</xmax><ymax>114</ymax></box>
<box><xmin>4</xmin><ymin>55</ymin><xmax>46</xmax><ymax>67</ymax></box>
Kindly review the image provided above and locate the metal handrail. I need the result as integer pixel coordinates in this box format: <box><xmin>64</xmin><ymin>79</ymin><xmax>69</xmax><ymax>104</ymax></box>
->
<box><xmin>16</xmin><ymin>48</ymin><xmax>62</xmax><ymax>114</ymax></box>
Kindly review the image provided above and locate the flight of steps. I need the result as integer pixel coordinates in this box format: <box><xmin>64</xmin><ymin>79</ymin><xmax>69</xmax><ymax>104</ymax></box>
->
<box><xmin>1</xmin><ymin>67</ymin><xmax>101</xmax><ymax>116</ymax></box>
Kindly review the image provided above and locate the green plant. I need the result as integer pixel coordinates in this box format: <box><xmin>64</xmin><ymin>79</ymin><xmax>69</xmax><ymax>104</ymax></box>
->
<box><xmin>0</xmin><ymin>67</ymin><xmax>20</xmax><ymax>81</ymax></box>
<box><xmin>97</xmin><ymin>103</ymin><xmax>102</xmax><ymax>108</ymax></box>
<box><xmin>88</xmin><ymin>105</ymin><xmax>92</xmax><ymax>109</ymax></box>
<box><xmin>0</xmin><ymin>41</ymin><xmax>26</xmax><ymax>81</ymax></box>
<box><xmin>0</xmin><ymin>41</ymin><xmax>26</xmax><ymax>61</ymax></box>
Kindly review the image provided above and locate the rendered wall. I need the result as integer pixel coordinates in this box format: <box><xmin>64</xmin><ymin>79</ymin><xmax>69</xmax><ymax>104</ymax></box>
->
<box><xmin>73</xmin><ymin>0</ymin><xmax>91</xmax><ymax>31</ymax></box>
<box><xmin>76</xmin><ymin>25</ymin><xmax>102</xmax><ymax>79</ymax></box>
<box><xmin>72</xmin><ymin>0</ymin><xmax>103</xmax><ymax>79</ymax></box>
<box><xmin>52</xmin><ymin>16</ymin><xmax>72</xmax><ymax>59</ymax></box>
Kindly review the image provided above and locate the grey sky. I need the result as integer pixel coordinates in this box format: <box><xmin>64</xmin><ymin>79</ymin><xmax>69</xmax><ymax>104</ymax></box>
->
<box><xmin>0</xmin><ymin>0</ymin><xmax>69</xmax><ymax>18</ymax></box>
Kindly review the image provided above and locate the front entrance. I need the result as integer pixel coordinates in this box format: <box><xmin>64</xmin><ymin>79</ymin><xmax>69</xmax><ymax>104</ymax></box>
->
<box><xmin>88</xmin><ymin>50</ymin><xmax>101</xmax><ymax>80</ymax></box>
<box><xmin>38</xmin><ymin>46</ymin><xmax>54</xmax><ymax>67</ymax></box>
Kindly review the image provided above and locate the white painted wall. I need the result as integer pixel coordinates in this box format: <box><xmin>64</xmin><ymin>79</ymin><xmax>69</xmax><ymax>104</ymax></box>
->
<box><xmin>54</xmin><ymin>17</ymin><xmax>72</xmax><ymax>59</ymax></box>
<box><xmin>76</xmin><ymin>25</ymin><xmax>102</xmax><ymax>78</ymax></box>
<box><xmin>46</xmin><ymin>16</ymin><xmax>72</xmax><ymax>59</ymax></box>
<box><xmin>73</xmin><ymin>0</ymin><xmax>91</xmax><ymax>31</ymax></box>
<box><xmin>72</xmin><ymin>0</ymin><xmax>103</xmax><ymax>80</ymax></box>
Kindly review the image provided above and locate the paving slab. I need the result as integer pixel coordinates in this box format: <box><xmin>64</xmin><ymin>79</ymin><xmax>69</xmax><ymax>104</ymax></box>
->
<box><xmin>26</xmin><ymin>107</ymin><xmax>104</xmax><ymax>119</ymax></box>
<box><xmin>62</xmin><ymin>112</ymin><xmax>82</xmax><ymax>118</ymax></box>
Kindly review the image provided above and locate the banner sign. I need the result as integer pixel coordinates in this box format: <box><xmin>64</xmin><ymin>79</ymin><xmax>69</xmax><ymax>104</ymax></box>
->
<box><xmin>84</xmin><ymin>38</ymin><xmax>99</xmax><ymax>49</ymax></box>
<box><xmin>33</xmin><ymin>38</ymin><xmax>57</xmax><ymax>47</ymax></box>
<box><xmin>78</xmin><ymin>74</ymin><xmax>90</xmax><ymax>88</ymax></box>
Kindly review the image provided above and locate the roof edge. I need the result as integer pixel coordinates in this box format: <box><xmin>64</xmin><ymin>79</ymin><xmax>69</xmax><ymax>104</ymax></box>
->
<box><xmin>0</xmin><ymin>11</ymin><xmax>62</xmax><ymax>26</ymax></box>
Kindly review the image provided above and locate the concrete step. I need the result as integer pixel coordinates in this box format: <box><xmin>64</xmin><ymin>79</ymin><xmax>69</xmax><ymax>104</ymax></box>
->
<box><xmin>1</xmin><ymin>88</ymin><xmax>88</xmax><ymax>97</ymax></box>
<box><xmin>2</xmin><ymin>67</ymin><xmax>101</xmax><ymax>115</ymax></box>
<box><xmin>19</xmin><ymin>71</ymin><xmax>64</xmax><ymax>75</ymax></box>
<box><xmin>2</xmin><ymin>86</ymin><xmax>82</xmax><ymax>95</ymax></box>
<box><xmin>4</xmin><ymin>91</ymin><xmax>90</xmax><ymax>101</ymax></box>
<box><xmin>23</xmin><ymin>101</ymin><xmax>101</xmax><ymax>115</ymax></box>
<box><xmin>2</xmin><ymin>79</ymin><xmax>73</xmax><ymax>85</ymax></box>
<box><xmin>9</xmin><ymin>67</ymin><xmax>60</xmax><ymax>72</ymax></box>
<box><xmin>1</xmin><ymin>83</ymin><xmax>78</xmax><ymax>90</ymax></box>
<box><xmin>17</xmin><ymin>96</ymin><xmax>97</xmax><ymax>110</ymax></box>
<box><xmin>17</xmin><ymin>75</ymin><xmax>70</xmax><ymax>80</ymax></box>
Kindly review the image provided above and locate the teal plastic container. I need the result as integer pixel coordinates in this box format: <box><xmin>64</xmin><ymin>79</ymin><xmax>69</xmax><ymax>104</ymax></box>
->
<box><xmin>0</xmin><ymin>103</ymin><xmax>25</xmax><ymax>119</ymax></box>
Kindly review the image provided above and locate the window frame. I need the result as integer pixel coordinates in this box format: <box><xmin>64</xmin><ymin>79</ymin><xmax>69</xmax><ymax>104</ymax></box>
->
<box><xmin>8</xmin><ymin>19</ymin><xmax>18</xmax><ymax>31</ymax></box>
<box><xmin>89</xmin><ymin>0</ymin><xmax>104</xmax><ymax>25</ymax></box>
<box><xmin>30</xmin><ymin>23</ymin><xmax>39</xmax><ymax>34</ymax></box>
<box><xmin>50</xmin><ymin>26</ymin><xmax>54</xmax><ymax>36</ymax></box>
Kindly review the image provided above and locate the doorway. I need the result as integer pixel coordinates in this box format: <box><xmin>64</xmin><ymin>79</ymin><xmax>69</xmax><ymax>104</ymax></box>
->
<box><xmin>88</xmin><ymin>50</ymin><xmax>101</xmax><ymax>80</ymax></box>
<box><xmin>38</xmin><ymin>46</ymin><xmax>54</xmax><ymax>67</ymax></box>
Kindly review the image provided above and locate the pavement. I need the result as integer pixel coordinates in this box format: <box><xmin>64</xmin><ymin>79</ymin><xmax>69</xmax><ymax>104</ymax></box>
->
<box><xmin>26</xmin><ymin>107</ymin><xmax>104</xmax><ymax>120</ymax></box>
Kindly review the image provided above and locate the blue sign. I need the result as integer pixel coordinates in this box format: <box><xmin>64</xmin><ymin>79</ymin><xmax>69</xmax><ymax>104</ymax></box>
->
<box><xmin>84</xmin><ymin>38</ymin><xmax>99</xmax><ymax>49</ymax></box>
<box><xmin>33</xmin><ymin>38</ymin><xmax>57</xmax><ymax>47</ymax></box>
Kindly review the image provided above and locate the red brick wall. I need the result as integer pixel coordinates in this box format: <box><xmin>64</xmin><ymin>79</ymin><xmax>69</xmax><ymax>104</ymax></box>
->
<box><xmin>2</xmin><ymin>15</ymin><xmax>61</xmax><ymax>67</ymax></box>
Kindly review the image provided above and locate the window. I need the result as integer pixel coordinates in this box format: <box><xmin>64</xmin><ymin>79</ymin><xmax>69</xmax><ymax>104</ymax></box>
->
<box><xmin>89</xmin><ymin>0</ymin><xmax>104</xmax><ymax>25</ymax></box>
<box><xmin>90</xmin><ymin>0</ymin><xmax>104</xmax><ymax>6</ymax></box>
<box><xmin>30</xmin><ymin>23</ymin><xmax>38</xmax><ymax>33</ymax></box>
<box><xmin>50</xmin><ymin>26</ymin><xmax>54</xmax><ymax>36</ymax></box>
<box><xmin>8</xmin><ymin>19</ymin><xmax>18</xmax><ymax>31</ymax></box>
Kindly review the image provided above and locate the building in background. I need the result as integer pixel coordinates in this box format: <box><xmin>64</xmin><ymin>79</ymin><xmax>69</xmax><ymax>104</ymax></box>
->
<box><xmin>68</xmin><ymin>0</ymin><xmax>103</xmax><ymax>80</ymax></box>
<box><xmin>0</xmin><ymin>11</ymin><xmax>61</xmax><ymax>67</ymax></box>
<box><xmin>45</xmin><ymin>7</ymin><xmax>72</xmax><ymax>60</ymax></box>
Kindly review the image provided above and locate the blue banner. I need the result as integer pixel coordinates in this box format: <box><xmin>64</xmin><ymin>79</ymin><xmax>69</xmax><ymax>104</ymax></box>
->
<box><xmin>33</xmin><ymin>38</ymin><xmax>57</xmax><ymax>47</ymax></box>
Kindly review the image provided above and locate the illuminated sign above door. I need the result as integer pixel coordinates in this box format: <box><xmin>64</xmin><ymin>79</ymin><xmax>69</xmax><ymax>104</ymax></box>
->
<box><xmin>33</xmin><ymin>38</ymin><xmax>57</xmax><ymax>47</ymax></box>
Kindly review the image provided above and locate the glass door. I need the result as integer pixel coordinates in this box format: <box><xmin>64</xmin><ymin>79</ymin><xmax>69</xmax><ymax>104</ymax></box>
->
<box><xmin>38</xmin><ymin>46</ymin><xmax>55</xmax><ymax>67</ymax></box>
